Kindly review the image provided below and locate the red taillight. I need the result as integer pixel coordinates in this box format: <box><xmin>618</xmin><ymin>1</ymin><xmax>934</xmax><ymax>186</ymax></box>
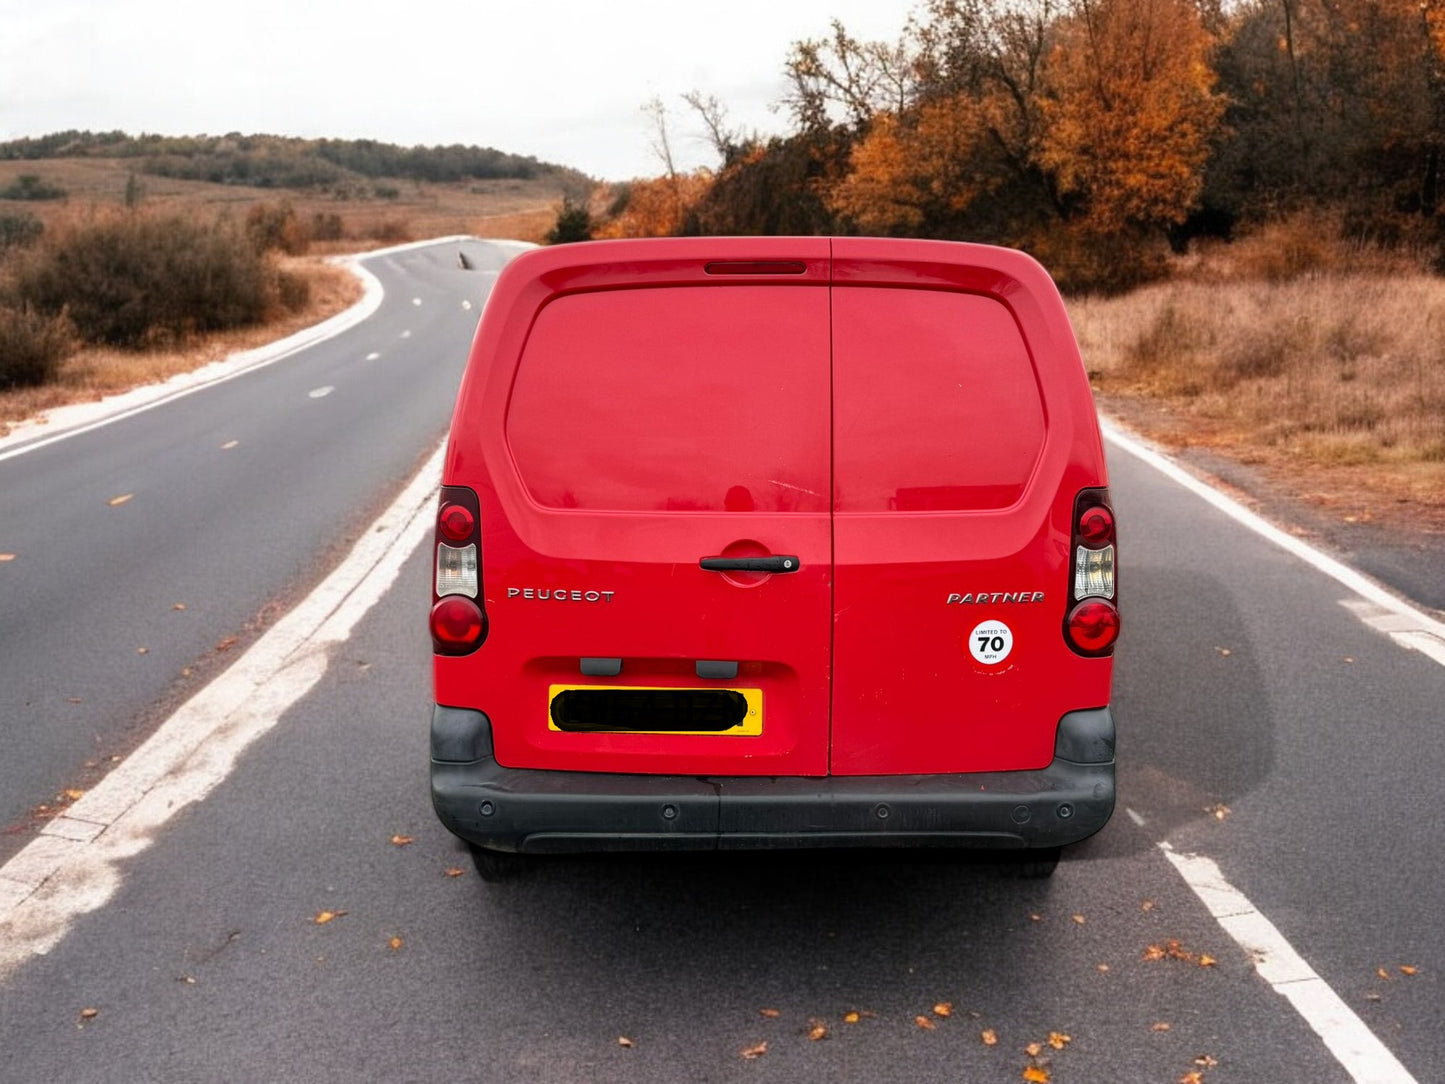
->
<box><xmin>1067</xmin><ymin>599</ymin><xmax>1120</xmax><ymax>655</ymax></box>
<box><xmin>438</xmin><ymin>502</ymin><xmax>475</xmax><ymax>543</ymax></box>
<box><xmin>1067</xmin><ymin>487</ymin><xmax>1118</xmax><ymax>656</ymax></box>
<box><xmin>1078</xmin><ymin>505</ymin><xmax>1114</xmax><ymax>546</ymax></box>
<box><xmin>431</xmin><ymin>596</ymin><xmax>486</xmax><ymax>655</ymax></box>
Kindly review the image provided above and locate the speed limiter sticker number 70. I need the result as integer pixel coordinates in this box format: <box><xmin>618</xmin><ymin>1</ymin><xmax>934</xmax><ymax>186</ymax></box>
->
<box><xmin>968</xmin><ymin>620</ymin><xmax>1014</xmax><ymax>666</ymax></box>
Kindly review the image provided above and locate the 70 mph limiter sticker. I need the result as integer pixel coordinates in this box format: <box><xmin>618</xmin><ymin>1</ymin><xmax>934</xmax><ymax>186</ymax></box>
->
<box><xmin>968</xmin><ymin>620</ymin><xmax>1015</xmax><ymax>666</ymax></box>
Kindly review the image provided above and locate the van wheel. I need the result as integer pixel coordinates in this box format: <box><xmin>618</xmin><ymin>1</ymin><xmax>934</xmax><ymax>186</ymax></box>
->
<box><xmin>469</xmin><ymin>845</ymin><xmax>530</xmax><ymax>882</ymax></box>
<box><xmin>1003</xmin><ymin>847</ymin><xmax>1062</xmax><ymax>879</ymax></box>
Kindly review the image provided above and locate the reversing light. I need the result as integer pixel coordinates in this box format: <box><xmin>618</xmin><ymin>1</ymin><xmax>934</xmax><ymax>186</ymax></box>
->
<box><xmin>1067</xmin><ymin>599</ymin><xmax>1120</xmax><ymax>654</ymax></box>
<box><xmin>438</xmin><ymin>502</ymin><xmax>475</xmax><ymax>543</ymax></box>
<box><xmin>431</xmin><ymin>596</ymin><xmax>486</xmax><ymax>655</ymax></box>
<box><xmin>436</xmin><ymin>543</ymin><xmax>479</xmax><ymax>598</ymax></box>
<box><xmin>1073</xmin><ymin>544</ymin><xmax>1116</xmax><ymax>600</ymax></box>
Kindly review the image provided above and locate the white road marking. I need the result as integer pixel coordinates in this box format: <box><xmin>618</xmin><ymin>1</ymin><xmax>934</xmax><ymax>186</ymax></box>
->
<box><xmin>1338</xmin><ymin>599</ymin><xmax>1445</xmax><ymax>666</ymax></box>
<box><xmin>0</xmin><ymin>442</ymin><xmax>444</xmax><ymax>980</ymax></box>
<box><xmin>1159</xmin><ymin>842</ymin><xmax>1418</xmax><ymax>1084</ymax></box>
<box><xmin>308</xmin><ymin>385</ymin><xmax>335</xmax><ymax>399</ymax></box>
<box><xmin>1102</xmin><ymin>419</ymin><xmax>1445</xmax><ymax>667</ymax></box>
<box><xmin>365</xmin><ymin>352</ymin><xmax>381</xmax><ymax>361</ymax></box>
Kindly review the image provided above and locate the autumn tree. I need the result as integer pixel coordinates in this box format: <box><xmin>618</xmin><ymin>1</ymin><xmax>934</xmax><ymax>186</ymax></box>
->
<box><xmin>1037</xmin><ymin>0</ymin><xmax>1225</xmax><ymax>235</ymax></box>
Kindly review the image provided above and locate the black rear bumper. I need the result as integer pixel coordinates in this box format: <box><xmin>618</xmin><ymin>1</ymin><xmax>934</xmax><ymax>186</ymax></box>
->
<box><xmin>430</xmin><ymin>705</ymin><xmax>1115</xmax><ymax>855</ymax></box>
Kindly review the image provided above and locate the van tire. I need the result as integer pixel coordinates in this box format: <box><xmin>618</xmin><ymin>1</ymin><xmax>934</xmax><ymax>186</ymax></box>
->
<box><xmin>1003</xmin><ymin>847</ymin><xmax>1061</xmax><ymax>879</ymax></box>
<box><xmin>469</xmin><ymin>844</ymin><xmax>530</xmax><ymax>882</ymax></box>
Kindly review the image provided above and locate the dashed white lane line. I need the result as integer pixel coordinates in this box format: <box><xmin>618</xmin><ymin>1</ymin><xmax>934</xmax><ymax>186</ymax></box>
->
<box><xmin>0</xmin><ymin>441</ymin><xmax>445</xmax><ymax>980</ymax></box>
<box><xmin>1157</xmin><ymin>837</ymin><xmax>1418</xmax><ymax>1084</ymax></box>
<box><xmin>1102</xmin><ymin>419</ymin><xmax>1445</xmax><ymax>668</ymax></box>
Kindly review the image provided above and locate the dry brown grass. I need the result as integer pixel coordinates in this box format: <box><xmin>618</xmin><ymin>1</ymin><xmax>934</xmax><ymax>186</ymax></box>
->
<box><xmin>0</xmin><ymin>257</ymin><xmax>361</xmax><ymax>435</ymax></box>
<box><xmin>0</xmin><ymin>158</ymin><xmax>560</xmax><ymax>246</ymax></box>
<box><xmin>1071</xmin><ymin>246</ymin><xmax>1445</xmax><ymax>530</ymax></box>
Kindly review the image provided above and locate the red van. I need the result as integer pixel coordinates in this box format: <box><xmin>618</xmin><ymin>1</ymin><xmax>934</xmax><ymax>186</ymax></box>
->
<box><xmin>430</xmin><ymin>237</ymin><xmax>1118</xmax><ymax>879</ymax></box>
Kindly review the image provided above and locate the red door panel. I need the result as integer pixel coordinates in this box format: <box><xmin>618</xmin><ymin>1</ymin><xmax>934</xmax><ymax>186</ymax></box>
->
<box><xmin>438</xmin><ymin>240</ymin><xmax>835</xmax><ymax>777</ymax></box>
<box><xmin>829</xmin><ymin>241</ymin><xmax>1112</xmax><ymax>776</ymax></box>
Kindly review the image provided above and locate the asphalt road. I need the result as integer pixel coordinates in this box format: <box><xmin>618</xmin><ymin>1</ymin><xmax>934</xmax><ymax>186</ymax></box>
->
<box><xmin>0</xmin><ymin>238</ymin><xmax>511</xmax><ymax>844</ymax></box>
<box><xmin>1</xmin><ymin>241</ymin><xmax>1442</xmax><ymax>1082</ymax></box>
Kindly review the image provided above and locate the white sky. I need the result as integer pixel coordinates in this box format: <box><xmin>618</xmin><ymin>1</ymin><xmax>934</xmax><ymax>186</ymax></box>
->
<box><xmin>0</xmin><ymin>0</ymin><xmax>919</xmax><ymax>181</ymax></box>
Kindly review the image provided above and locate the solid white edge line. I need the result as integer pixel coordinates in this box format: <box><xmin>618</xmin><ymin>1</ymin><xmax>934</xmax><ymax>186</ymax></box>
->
<box><xmin>1159</xmin><ymin>842</ymin><xmax>1418</xmax><ymax>1084</ymax></box>
<box><xmin>1101</xmin><ymin>418</ymin><xmax>1445</xmax><ymax>649</ymax></box>
<box><xmin>0</xmin><ymin>440</ymin><xmax>445</xmax><ymax>979</ymax></box>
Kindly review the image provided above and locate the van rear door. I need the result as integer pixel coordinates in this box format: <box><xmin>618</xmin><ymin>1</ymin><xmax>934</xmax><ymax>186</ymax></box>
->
<box><xmin>829</xmin><ymin>240</ymin><xmax>1110</xmax><ymax>775</ymax></box>
<box><xmin>452</xmin><ymin>240</ymin><xmax>835</xmax><ymax>777</ymax></box>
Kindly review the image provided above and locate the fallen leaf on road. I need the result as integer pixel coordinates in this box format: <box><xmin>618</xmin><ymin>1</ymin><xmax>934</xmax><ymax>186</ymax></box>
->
<box><xmin>0</xmin><ymin>554</ymin><xmax>14</xmax><ymax>562</ymax></box>
<box><xmin>807</xmin><ymin>1019</ymin><xmax>829</xmax><ymax>1041</ymax></box>
<box><xmin>221</xmin><ymin>440</ymin><xmax>240</xmax><ymax>450</ymax></box>
<box><xmin>79</xmin><ymin>1008</ymin><xmax>99</xmax><ymax>1021</ymax></box>
<box><xmin>1071</xmin><ymin>914</ymin><xmax>1087</xmax><ymax>925</ymax></box>
<box><xmin>215</xmin><ymin>636</ymin><xmax>238</xmax><ymax>652</ymax></box>
<box><xmin>1207</xmin><ymin>804</ymin><xmax>1231</xmax><ymax>821</ymax></box>
<box><xmin>1152</xmin><ymin>1022</ymin><xmax>1172</xmax><ymax>1032</ymax></box>
<box><xmin>137</xmin><ymin>646</ymin><xmax>148</xmax><ymax>655</ymax></box>
<box><xmin>66</xmin><ymin>697</ymin><xmax>83</xmax><ymax>704</ymax></box>
<box><xmin>1376</xmin><ymin>967</ymin><xmax>1391</xmax><ymax>981</ymax></box>
<box><xmin>1179</xmin><ymin>1073</ymin><xmax>1204</xmax><ymax>1084</ymax></box>
<box><xmin>1399</xmin><ymin>965</ymin><xmax>1418</xmax><ymax>976</ymax></box>
<box><xmin>314</xmin><ymin>910</ymin><xmax>347</xmax><ymax>924</ymax></box>
<box><xmin>63</xmin><ymin>789</ymin><xmax>84</xmax><ymax>801</ymax></box>
<box><xmin>1022</xmin><ymin>1067</ymin><xmax>1050</xmax><ymax>1082</ymax></box>
<box><xmin>617</xmin><ymin>1036</ymin><xmax>634</xmax><ymax>1048</ymax></box>
<box><xmin>1141</xmin><ymin>900</ymin><xmax>1156</xmax><ymax>912</ymax></box>
<box><xmin>933</xmin><ymin>1002</ymin><xmax>953</xmax><ymax>1018</ymax></box>
<box><xmin>982</xmin><ymin>1029</ymin><xmax>999</xmax><ymax>1046</ymax></box>
<box><xmin>1214</xmin><ymin>646</ymin><xmax>1232</xmax><ymax>657</ymax></box>
<box><xmin>759</xmin><ymin>1008</ymin><xmax>781</xmax><ymax>1018</ymax></box>
<box><xmin>444</xmin><ymin>867</ymin><xmax>466</xmax><ymax>878</ymax></box>
<box><xmin>843</xmin><ymin>1011</ymin><xmax>860</xmax><ymax>1024</ymax></box>
<box><xmin>1030</xmin><ymin>913</ymin><xmax>1043</xmax><ymax>922</ymax></box>
<box><xmin>1025</xmin><ymin>1042</ymin><xmax>1044</xmax><ymax>1057</ymax></box>
<box><xmin>915</xmin><ymin>1016</ymin><xmax>936</xmax><ymax>1031</ymax></box>
<box><xmin>1096</xmin><ymin>964</ymin><xmax>1110</xmax><ymax>972</ymax></box>
<box><xmin>388</xmin><ymin>937</ymin><xmax>403</xmax><ymax>951</ymax></box>
<box><xmin>740</xmin><ymin>1041</ymin><xmax>768</xmax><ymax>1060</ymax></box>
<box><xmin>1194</xmin><ymin>1054</ymin><xmax>1219</xmax><ymax>1068</ymax></box>
<box><xmin>1343</xmin><ymin>656</ymin><xmax>1355</xmax><ymax>664</ymax></box>
<box><xmin>108</xmin><ymin>494</ymin><xmax>133</xmax><ymax>507</ymax></box>
<box><xmin>1145</xmin><ymin>940</ymin><xmax>1200</xmax><ymax>963</ymax></box>
<box><xmin>172</xmin><ymin>603</ymin><xmax>187</xmax><ymax>611</ymax></box>
<box><xmin>1048</xmin><ymin>1032</ymin><xmax>1071</xmax><ymax>1050</ymax></box>
<box><xmin>390</xmin><ymin>834</ymin><xmax>415</xmax><ymax>846</ymax></box>
<box><xmin>1199</xmin><ymin>954</ymin><xmax>1217</xmax><ymax>967</ymax></box>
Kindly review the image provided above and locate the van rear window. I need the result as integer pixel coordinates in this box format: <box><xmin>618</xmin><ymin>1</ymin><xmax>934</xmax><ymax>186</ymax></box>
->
<box><xmin>832</xmin><ymin>287</ymin><xmax>1045</xmax><ymax>512</ymax></box>
<box><xmin>507</xmin><ymin>285</ymin><xmax>831</xmax><ymax>513</ymax></box>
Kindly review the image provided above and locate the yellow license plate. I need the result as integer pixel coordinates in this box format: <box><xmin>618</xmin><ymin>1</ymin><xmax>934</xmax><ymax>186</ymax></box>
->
<box><xmin>547</xmin><ymin>685</ymin><xmax>763</xmax><ymax>735</ymax></box>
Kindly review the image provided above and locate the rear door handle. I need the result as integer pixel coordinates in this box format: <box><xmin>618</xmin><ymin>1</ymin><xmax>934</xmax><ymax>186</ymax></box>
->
<box><xmin>700</xmin><ymin>555</ymin><xmax>801</xmax><ymax>574</ymax></box>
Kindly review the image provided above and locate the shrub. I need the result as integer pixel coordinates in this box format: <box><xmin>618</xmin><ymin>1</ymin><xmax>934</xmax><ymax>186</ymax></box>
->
<box><xmin>245</xmin><ymin>200</ymin><xmax>309</xmax><ymax>254</ymax></box>
<box><xmin>310</xmin><ymin>212</ymin><xmax>345</xmax><ymax>241</ymax></box>
<box><xmin>1</xmin><ymin>173</ymin><xmax>67</xmax><ymax>200</ymax></box>
<box><xmin>0</xmin><ymin>211</ymin><xmax>43</xmax><ymax>254</ymax></box>
<box><xmin>0</xmin><ymin>304</ymin><xmax>74</xmax><ymax>388</ymax></box>
<box><xmin>545</xmin><ymin>197</ymin><xmax>594</xmax><ymax>244</ymax></box>
<box><xmin>12</xmin><ymin>210</ymin><xmax>277</xmax><ymax>347</ymax></box>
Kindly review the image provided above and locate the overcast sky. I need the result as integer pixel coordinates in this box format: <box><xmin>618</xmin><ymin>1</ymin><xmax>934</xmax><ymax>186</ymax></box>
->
<box><xmin>0</xmin><ymin>0</ymin><xmax>920</xmax><ymax>180</ymax></box>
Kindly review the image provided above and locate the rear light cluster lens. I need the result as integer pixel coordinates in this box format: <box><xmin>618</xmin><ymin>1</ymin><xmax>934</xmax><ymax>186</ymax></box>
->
<box><xmin>432</xmin><ymin>486</ymin><xmax>486</xmax><ymax>656</ymax></box>
<box><xmin>1066</xmin><ymin>488</ymin><xmax>1119</xmax><ymax>656</ymax></box>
